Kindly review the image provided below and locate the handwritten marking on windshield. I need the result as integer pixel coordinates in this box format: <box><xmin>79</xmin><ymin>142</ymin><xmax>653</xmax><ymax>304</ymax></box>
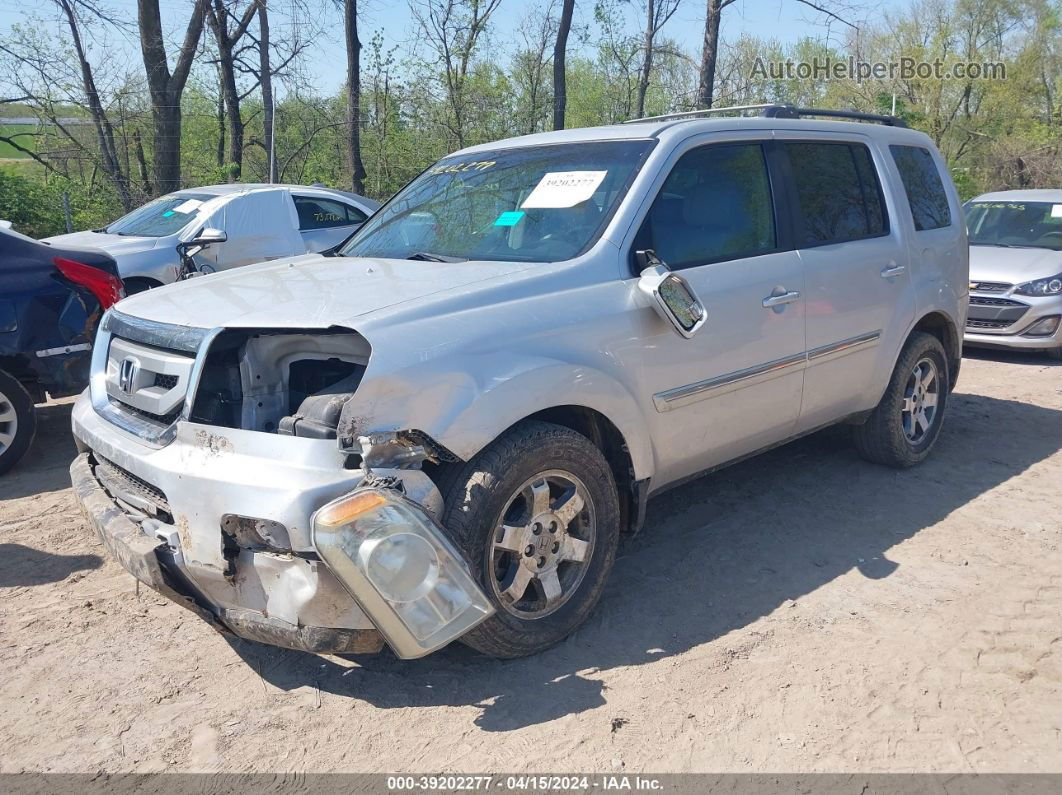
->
<box><xmin>430</xmin><ymin>160</ymin><xmax>496</xmax><ymax>175</ymax></box>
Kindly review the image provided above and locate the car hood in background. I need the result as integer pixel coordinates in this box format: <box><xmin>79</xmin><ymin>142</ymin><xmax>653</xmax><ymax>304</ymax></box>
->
<box><xmin>969</xmin><ymin>245</ymin><xmax>1062</xmax><ymax>285</ymax></box>
<box><xmin>112</xmin><ymin>253</ymin><xmax>537</xmax><ymax>329</ymax></box>
<box><xmin>43</xmin><ymin>230</ymin><xmax>159</xmax><ymax>256</ymax></box>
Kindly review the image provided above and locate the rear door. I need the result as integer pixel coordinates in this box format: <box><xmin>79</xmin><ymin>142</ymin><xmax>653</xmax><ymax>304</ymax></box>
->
<box><xmin>620</xmin><ymin>135</ymin><xmax>807</xmax><ymax>485</ymax></box>
<box><xmin>293</xmin><ymin>195</ymin><xmax>368</xmax><ymax>252</ymax></box>
<box><xmin>776</xmin><ymin>135</ymin><xmax>916</xmax><ymax>433</ymax></box>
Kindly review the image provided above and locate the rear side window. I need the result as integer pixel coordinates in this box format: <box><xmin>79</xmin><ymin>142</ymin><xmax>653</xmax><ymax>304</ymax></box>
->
<box><xmin>634</xmin><ymin>143</ymin><xmax>776</xmax><ymax>269</ymax></box>
<box><xmin>784</xmin><ymin>142</ymin><xmax>888</xmax><ymax>246</ymax></box>
<box><xmin>294</xmin><ymin>197</ymin><xmax>367</xmax><ymax>230</ymax></box>
<box><xmin>890</xmin><ymin>145</ymin><xmax>951</xmax><ymax>231</ymax></box>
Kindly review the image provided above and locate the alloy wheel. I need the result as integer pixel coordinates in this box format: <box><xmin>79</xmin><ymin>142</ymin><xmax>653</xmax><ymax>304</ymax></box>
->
<box><xmin>901</xmin><ymin>357</ymin><xmax>939</xmax><ymax>443</ymax></box>
<box><xmin>0</xmin><ymin>389</ymin><xmax>17</xmax><ymax>455</ymax></box>
<box><xmin>489</xmin><ymin>469</ymin><xmax>596</xmax><ymax>620</ymax></box>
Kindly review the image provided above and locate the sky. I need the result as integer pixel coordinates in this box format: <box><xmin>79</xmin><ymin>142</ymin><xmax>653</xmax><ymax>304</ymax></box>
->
<box><xmin>0</xmin><ymin>0</ymin><xmax>887</xmax><ymax>100</ymax></box>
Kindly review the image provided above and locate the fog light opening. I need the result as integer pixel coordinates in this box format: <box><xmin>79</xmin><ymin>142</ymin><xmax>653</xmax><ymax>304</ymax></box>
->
<box><xmin>1022</xmin><ymin>315</ymin><xmax>1061</xmax><ymax>337</ymax></box>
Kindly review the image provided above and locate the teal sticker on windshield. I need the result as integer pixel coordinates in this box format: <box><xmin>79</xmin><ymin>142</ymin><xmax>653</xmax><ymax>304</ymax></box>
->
<box><xmin>162</xmin><ymin>210</ymin><xmax>175</xmax><ymax>217</ymax></box>
<box><xmin>494</xmin><ymin>211</ymin><xmax>525</xmax><ymax>227</ymax></box>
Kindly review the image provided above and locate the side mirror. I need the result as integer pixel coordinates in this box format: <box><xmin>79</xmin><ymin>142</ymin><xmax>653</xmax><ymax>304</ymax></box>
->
<box><xmin>636</xmin><ymin>250</ymin><xmax>707</xmax><ymax>338</ymax></box>
<box><xmin>191</xmin><ymin>227</ymin><xmax>227</xmax><ymax>246</ymax></box>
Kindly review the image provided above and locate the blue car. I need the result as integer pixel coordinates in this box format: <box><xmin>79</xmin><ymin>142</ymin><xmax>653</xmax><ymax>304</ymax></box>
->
<box><xmin>0</xmin><ymin>225</ymin><xmax>123</xmax><ymax>473</ymax></box>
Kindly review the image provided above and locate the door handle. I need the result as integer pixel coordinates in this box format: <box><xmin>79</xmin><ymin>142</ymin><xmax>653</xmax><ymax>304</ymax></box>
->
<box><xmin>762</xmin><ymin>290</ymin><xmax>800</xmax><ymax>308</ymax></box>
<box><xmin>880</xmin><ymin>264</ymin><xmax>907</xmax><ymax>278</ymax></box>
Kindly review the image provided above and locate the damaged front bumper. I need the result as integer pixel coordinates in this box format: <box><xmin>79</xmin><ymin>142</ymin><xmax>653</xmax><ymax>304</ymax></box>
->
<box><xmin>70</xmin><ymin>394</ymin><xmax>492</xmax><ymax>658</ymax></box>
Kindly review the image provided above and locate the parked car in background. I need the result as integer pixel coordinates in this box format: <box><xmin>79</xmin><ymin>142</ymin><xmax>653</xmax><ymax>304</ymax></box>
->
<box><xmin>70</xmin><ymin>106</ymin><xmax>967</xmax><ymax>660</ymax></box>
<box><xmin>963</xmin><ymin>189</ymin><xmax>1062</xmax><ymax>359</ymax></box>
<box><xmin>43</xmin><ymin>184</ymin><xmax>380</xmax><ymax>293</ymax></box>
<box><xmin>1</xmin><ymin>225</ymin><xmax>122</xmax><ymax>473</ymax></box>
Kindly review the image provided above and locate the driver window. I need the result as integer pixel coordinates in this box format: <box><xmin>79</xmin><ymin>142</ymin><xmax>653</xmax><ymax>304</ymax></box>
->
<box><xmin>633</xmin><ymin>143</ymin><xmax>776</xmax><ymax>270</ymax></box>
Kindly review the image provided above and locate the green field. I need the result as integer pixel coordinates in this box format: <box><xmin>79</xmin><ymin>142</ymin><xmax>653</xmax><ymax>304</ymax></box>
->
<box><xmin>0</xmin><ymin>124</ymin><xmax>36</xmax><ymax>159</ymax></box>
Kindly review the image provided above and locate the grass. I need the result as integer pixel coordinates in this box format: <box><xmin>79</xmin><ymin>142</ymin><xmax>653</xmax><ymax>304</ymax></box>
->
<box><xmin>0</xmin><ymin>125</ymin><xmax>37</xmax><ymax>159</ymax></box>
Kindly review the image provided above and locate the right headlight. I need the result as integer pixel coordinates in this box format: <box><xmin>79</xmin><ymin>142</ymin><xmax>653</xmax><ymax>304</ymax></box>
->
<box><xmin>1013</xmin><ymin>273</ymin><xmax>1062</xmax><ymax>297</ymax></box>
<box><xmin>312</xmin><ymin>488</ymin><xmax>494</xmax><ymax>659</ymax></box>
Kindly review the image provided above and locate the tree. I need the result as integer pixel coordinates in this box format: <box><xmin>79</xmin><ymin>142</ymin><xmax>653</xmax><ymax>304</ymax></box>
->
<box><xmin>553</xmin><ymin>0</ymin><xmax>576</xmax><ymax>129</ymax></box>
<box><xmin>411</xmin><ymin>0</ymin><xmax>504</xmax><ymax>148</ymax></box>
<box><xmin>696</xmin><ymin>0</ymin><xmax>856</xmax><ymax>108</ymax></box>
<box><xmin>635</xmin><ymin>0</ymin><xmax>681</xmax><ymax>118</ymax></box>
<box><xmin>258</xmin><ymin>0</ymin><xmax>276</xmax><ymax>181</ymax></box>
<box><xmin>138</xmin><ymin>0</ymin><xmax>209</xmax><ymax>192</ymax></box>
<box><xmin>207</xmin><ymin>0</ymin><xmax>259</xmax><ymax>180</ymax></box>
<box><xmin>343</xmin><ymin>0</ymin><xmax>367</xmax><ymax>193</ymax></box>
<box><xmin>0</xmin><ymin>0</ymin><xmax>136</xmax><ymax>208</ymax></box>
<box><xmin>513</xmin><ymin>0</ymin><xmax>559</xmax><ymax>134</ymax></box>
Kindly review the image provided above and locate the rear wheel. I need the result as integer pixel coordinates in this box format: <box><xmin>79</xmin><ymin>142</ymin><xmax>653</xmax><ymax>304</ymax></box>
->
<box><xmin>0</xmin><ymin>370</ymin><xmax>37</xmax><ymax>475</ymax></box>
<box><xmin>853</xmin><ymin>332</ymin><xmax>950</xmax><ymax>468</ymax></box>
<box><xmin>437</xmin><ymin>421</ymin><xmax>621</xmax><ymax>658</ymax></box>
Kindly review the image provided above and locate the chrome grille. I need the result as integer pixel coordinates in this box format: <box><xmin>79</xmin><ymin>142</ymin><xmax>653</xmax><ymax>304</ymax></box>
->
<box><xmin>969</xmin><ymin>296</ymin><xmax>1025</xmax><ymax>307</ymax></box>
<box><xmin>970</xmin><ymin>281</ymin><xmax>1011</xmax><ymax>293</ymax></box>
<box><xmin>966</xmin><ymin>318</ymin><xmax>1013</xmax><ymax>331</ymax></box>
<box><xmin>104</xmin><ymin>337</ymin><xmax>194</xmax><ymax>428</ymax></box>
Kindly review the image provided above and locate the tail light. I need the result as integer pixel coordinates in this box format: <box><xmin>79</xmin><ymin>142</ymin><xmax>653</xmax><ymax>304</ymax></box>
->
<box><xmin>53</xmin><ymin>257</ymin><xmax>124</xmax><ymax>309</ymax></box>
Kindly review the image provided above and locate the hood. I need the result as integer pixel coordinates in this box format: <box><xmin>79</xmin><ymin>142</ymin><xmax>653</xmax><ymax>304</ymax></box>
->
<box><xmin>969</xmin><ymin>245</ymin><xmax>1062</xmax><ymax>285</ymax></box>
<box><xmin>111</xmin><ymin>253</ymin><xmax>537</xmax><ymax>329</ymax></box>
<box><xmin>43</xmin><ymin>230</ymin><xmax>159</xmax><ymax>256</ymax></box>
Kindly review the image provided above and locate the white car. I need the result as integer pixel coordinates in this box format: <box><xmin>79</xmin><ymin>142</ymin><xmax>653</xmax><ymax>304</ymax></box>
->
<box><xmin>964</xmin><ymin>189</ymin><xmax>1062</xmax><ymax>359</ymax></box>
<box><xmin>45</xmin><ymin>184</ymin><xmax>380</xmax><ymax>293</ymax></box>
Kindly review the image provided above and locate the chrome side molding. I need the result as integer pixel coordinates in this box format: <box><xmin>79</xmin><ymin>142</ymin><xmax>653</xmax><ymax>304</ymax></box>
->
<box><xmin>653</xmin><ymin>330</ymin><xmax>882</xmax><ymax>412</ymax></box>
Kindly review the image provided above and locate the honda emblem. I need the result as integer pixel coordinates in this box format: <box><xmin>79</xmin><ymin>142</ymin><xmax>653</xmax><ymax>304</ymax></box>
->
<box><xmin>117</xmin><ymin>357</ymin><xmax>140</xmax><ymax>395</ymax></box>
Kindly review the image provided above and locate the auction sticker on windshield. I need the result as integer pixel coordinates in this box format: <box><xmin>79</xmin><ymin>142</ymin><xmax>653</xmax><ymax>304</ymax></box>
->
<box><xmin>521</xmin><ymin>171</ymin><xmax>607</xmax><ymax>209</ymax></box>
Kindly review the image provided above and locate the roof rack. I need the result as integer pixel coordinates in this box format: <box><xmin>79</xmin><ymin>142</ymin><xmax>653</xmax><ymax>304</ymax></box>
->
<box><xmin>624</xmin><ymin>103</ymin><xmax>907</xmax><ymax>128</ymax></box>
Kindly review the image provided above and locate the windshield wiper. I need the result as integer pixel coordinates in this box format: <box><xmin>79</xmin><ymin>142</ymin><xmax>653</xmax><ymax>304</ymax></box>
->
<box><xmin>406</xmin><ymin>251</ymin><xmax>467</xmax><ymax>263</ymax></box>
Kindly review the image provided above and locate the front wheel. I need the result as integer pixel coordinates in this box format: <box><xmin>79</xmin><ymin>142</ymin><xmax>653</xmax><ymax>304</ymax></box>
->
<box><xmin>437</xmin><ymin>421</ymin><xmax>621</xmax><ymax>658</ymax></box>
<box><xmin>853</xmin><ymin>332</ymin><xmax>950</xmax><ymax>468</ymax></box>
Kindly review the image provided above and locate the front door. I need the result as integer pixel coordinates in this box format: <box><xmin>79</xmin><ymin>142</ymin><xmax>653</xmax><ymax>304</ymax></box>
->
<box><xmin>623</xmin><ymin>138</ymin><xmax>807</xmax><ymax>486</ymax></box>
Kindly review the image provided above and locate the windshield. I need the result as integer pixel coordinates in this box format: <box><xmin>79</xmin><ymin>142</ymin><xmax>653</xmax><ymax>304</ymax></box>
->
<box><xmin>106</xmin><ymin>192</ymin><xmax>214</xmax><ymax>237</ymax></box>
<box><xmin>339</xmin><ymin>140</ymin><xmax>655</xmax><ymax>263</ymax></box>
<box><xmin>965</xmin><ymin>201</ymin><xmax>1062</xmax><ymax>251</ymax></box>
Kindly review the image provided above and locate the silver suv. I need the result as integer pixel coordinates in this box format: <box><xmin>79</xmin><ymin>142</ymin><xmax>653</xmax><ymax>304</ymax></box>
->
<box><xmin>70</xmin><ymin>106</ymin><xmax>968</xmax><ymax>660</ymax></box>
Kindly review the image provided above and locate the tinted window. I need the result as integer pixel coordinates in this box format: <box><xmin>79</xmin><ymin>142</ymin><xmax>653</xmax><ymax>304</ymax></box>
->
<box><xmin>635</xmin><ymin>143</ymin><xmax>775</xmax><ymax>269</ymax></box>
<box><xmin>106</xmin><ymin>192</ymin><xmax>214</xmax><ymax>237</ymax></box>
<box><xmin>295</xmin><ymin>197</ymin><xmax>365</xmax><ymax>230</ymax></box>
<box><xmin>890</xmin><ymin>145</ymin><xmax>951</xmax><ymax>231</ymax></box>
<box><xmin>785</xmin><ymin>142</ymin><xmax>887</xmax><ymax>245</ymax></box>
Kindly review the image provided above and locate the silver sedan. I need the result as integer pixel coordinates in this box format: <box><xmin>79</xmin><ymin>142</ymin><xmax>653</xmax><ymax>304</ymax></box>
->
<box><xmin>964</xmin><ymin>189</ymin><xmax>1062</xmax><ymax>359</ymax></box>
<box><xmin>44</xmin><ymin>183</ymin><xmax>380</xmax><ymax>292</ymax></box>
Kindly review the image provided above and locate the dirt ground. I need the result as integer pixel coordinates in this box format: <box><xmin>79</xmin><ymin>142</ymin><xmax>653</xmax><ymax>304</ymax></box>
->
<box><xmin>1</xmin><ymin>348</ymin><xmax>1059</xmax><ymax>774</ymax></box>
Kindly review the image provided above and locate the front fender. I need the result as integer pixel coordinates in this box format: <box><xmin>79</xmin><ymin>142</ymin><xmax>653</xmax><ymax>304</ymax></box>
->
<box><xmin>344</xmin><ymin>352</ymin><xmax>656</xmax><ymax>481</ymax></box>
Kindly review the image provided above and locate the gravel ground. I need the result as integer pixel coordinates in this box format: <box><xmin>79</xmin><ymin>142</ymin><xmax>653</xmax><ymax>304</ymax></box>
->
<box><xmin>1</xmin><ymin>348</ymin><xmax>1059</xmax><ymax>773</ymax></box>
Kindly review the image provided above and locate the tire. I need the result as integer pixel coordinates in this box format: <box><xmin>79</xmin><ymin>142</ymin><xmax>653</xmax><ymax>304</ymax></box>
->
<box><xmin>436</xmin><ymin>420</ymin><xmax>621</xmax><ymax>658</ymax></box>
<box><xmin>853</xmin><ymin>332</ymin><xmax>950</xmax><ymax>468</ymax></box>
<box><xmin>0</xmin><ymin>369</ymin><xmax>37</xmax><ymax>475</ymax></box>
